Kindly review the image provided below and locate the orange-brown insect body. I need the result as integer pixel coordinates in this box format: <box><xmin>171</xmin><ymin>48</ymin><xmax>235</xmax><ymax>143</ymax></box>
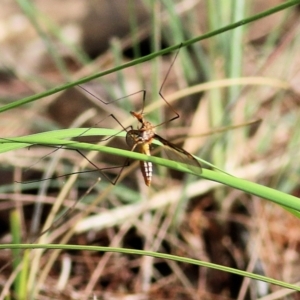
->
<box><xmin>126</xmin><ymin>111</ymin><xmax>202</xmax><ymax>187</ymax></box>
<box><xmin>126</xmin><ymin>111</ymin><xmax>155</xmax><ymax>186</ymax></box>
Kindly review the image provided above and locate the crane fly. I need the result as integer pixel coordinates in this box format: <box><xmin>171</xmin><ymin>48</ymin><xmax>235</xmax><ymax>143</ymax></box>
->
<box><xmin>125</xmin><ymin>111</ymin><xmax>201</xmax><ymax>186</ymax></box>
<box><xmin>12</xmin><ymin>43</ymin><xmax>257</xmax><ymax>187</ymax></box>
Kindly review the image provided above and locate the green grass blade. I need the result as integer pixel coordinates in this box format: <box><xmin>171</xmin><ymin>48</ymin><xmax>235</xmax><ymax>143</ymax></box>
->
<box><xmin>2</xmin><ymin>129</ymin><xmax>299</xmax><ymax>212</ymax></box>
<box><xmin>2</xmin><ymin>244</ymin><xmax>300</xmax><ymax>292</ymax></box>
<box><xmin>10</xmin><ymin>210</ymin><xmax>28</xmax><ymax>300</ymax></box>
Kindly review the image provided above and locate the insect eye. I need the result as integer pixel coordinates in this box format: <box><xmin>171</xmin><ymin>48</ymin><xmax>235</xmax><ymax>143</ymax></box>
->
<box><xmin>126</xmin><ymin>131</ymin><xmax>138</xmax><ymax>148</ymax></box>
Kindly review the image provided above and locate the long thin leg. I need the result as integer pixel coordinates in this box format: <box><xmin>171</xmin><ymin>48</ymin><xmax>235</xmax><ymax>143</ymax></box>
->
<box><xmin>16</xmin><ymin>144</ymin><xmax>131</xmax><ymax>186</ymax></box>
<box><xmin>154</xmin><ymin>43</ymin><xmax>183</xmax><ymax>127</ymax></box>
<box><xmin>78</xmin><ymin>85</ymin><xmax>147</xmax><ymax>107</ymax></box>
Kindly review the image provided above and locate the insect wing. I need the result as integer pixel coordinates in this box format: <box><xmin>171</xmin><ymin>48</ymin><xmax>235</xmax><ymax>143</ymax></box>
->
<box><xmin>154</xmin><ymin>134</ymin><xmax>202</xmax><ymax>174</ymax></box>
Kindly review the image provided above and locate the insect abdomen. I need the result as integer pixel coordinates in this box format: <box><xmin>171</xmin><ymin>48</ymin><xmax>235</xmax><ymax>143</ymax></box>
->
<box><xmin>140</xmin><ymin>161</ymin><xmax>152</xmax><ymax>186</ymax></box>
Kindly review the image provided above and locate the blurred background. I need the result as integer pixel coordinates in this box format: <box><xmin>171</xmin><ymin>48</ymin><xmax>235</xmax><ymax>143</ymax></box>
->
<box><xmin>1</xmin><ymin>0</ymin><xmax>300</xmax><ymax>299</ymax></box>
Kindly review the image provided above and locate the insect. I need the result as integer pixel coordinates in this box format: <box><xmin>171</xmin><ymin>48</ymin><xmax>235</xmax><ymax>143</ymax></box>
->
<box><xmin>13</xmin><ymin>44</ymin><xmax>257</xmax><ymax>187</ymax></box>
<box><xmin>125</xmin><ymin>110</ymin><xmax>201</xmax><ymax>186</ymax></box>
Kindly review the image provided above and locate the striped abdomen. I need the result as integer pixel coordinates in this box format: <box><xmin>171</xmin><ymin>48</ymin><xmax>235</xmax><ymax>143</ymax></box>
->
<box><xmin>140</xmin><ymin>160</ymin><xmax>152</xmax><ymax>186</ymax></box>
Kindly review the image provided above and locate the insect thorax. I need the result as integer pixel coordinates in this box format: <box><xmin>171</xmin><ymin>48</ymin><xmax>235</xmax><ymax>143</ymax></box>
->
<box><xmin>139</xmin><ymin>121</ymin><xmax>155</xmax><ymax>140</ymax></box>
